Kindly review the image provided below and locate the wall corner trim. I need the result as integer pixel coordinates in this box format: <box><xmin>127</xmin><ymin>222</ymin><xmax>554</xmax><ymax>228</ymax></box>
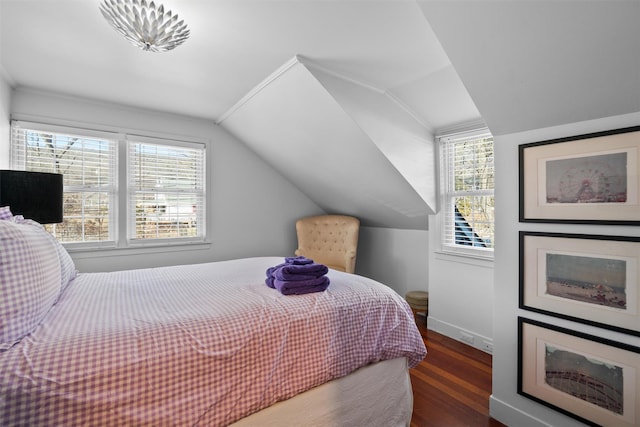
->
<box><xmin>216</xmin><ymin>55</ymin><xmax>303</xmax><ymax>125</ymax></box>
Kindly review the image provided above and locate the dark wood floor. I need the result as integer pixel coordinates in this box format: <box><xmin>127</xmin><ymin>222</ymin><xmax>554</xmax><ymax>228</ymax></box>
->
<box><xmin>410</xmin><ymin>317</ymin><xmax>507</xmax><ymax>427</ymax></box>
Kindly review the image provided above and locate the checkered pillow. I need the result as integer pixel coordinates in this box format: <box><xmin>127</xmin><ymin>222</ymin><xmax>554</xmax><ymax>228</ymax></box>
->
<box><xmin>52</xmin><ymin>235</ymin><xmax>77</xmax><ymax>294</ymax></box>
<box><xmin>13</xmin><ymin>218</ymin><xmax>78</xmax><ymax>297</ymax></box>
<box><xmin>0</xmin><ymin>206</ymin><xmax>13</xmax><ymax>220</ymax></box>
<box><xmin>0</xmin><ymin>219</ymin><xmax>62</xmax><ymax>350</ymax></box>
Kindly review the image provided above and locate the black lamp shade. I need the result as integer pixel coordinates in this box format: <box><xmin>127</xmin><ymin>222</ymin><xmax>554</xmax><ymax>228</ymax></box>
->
<box><xmin>0</xmin><ymin>170</ymin><xmax>64</xmax><ymax>224</ymax></box>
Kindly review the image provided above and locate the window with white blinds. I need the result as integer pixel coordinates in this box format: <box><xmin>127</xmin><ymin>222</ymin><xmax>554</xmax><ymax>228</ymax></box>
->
<box><xmin>11</xmin><ymin>120</ymin><xmax>206</xmax><ymax>248</ymax></box>
<box><xmin>439</xmin><ymin>128</ymin><xmax>494</xmax><ymax>257</ymax></box>
<box><xmin>11</xmin><ymin>121</ymin><xmax>118</xmax><ymax>245</ymax></box>
<box><xmin>128</xmin><ymin>137</ymin><xmax>205</xmax><ymax>244</ymax></box>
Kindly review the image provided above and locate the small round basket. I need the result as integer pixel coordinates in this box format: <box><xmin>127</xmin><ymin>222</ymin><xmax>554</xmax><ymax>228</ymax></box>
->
<box><xmin>405</xmin><ymin>290</ymin><xmax>429</xmax><ymax>320</ymax></box>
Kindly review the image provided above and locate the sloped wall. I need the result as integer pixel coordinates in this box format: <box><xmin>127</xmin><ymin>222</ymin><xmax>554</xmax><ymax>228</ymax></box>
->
<box><xmin>305</xmin><ymin>60</ymin><xmax>437</xmax><ymax>212</ymax></box>
<box><xmin>219</xmin><ymin>57</ymin><xmax>435</xmax><ymax>230</ymax></box>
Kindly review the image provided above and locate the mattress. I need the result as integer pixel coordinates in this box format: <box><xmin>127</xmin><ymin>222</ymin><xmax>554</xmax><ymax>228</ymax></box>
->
<box><xmin>0</xmin><ymin>256</ymin><xmax>426</xmax><ymax>426</ymax></box>
<box><xmin>231</xmin><ymin>356</ymin><xmax>413</xmax><ymax>427</ymax></box>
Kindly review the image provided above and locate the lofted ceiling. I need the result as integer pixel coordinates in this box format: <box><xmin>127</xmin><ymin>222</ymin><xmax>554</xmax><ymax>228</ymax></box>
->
<box><xmin>0</xmin><ymin>0</ymin><xmax>479</xmax><ymax>132</ymax></box>
<box><xmin>1</xmin><ymin>1</ymin><xmax>638</xmax><ymax>230</ymax></box>
<box><xmin>418</xmin><ymin>1</ymin><xmax>640</xmax><ymax>136</ymax></box>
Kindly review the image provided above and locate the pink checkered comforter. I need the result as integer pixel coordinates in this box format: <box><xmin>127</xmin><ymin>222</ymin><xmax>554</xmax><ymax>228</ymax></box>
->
<box><xmin>0</xmin><ymin>257</ymin><xmax>426</xmax><ymax>426</ymax></box>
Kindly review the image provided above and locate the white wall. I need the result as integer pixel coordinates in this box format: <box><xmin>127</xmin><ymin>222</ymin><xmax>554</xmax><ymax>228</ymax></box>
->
<box><xmin>7</xmin><ymin>88</ymin><xmax>323</xmax><ymax>272</ymax></box>
<box><xmin>490</xmin><ymin>112</ymin><xmax>640</xmax><ymax>427</ymax></box>
<box><xmin>0</xmin><ymin>73</ymin><xmax>10</xmax><ymax>166</ymax></box>
<box><xmin>357</xmin><ymin>226</ymin><xmax>429</xmax><ymax>298</ymax></box>
<box><xmin>427</xmin><ymin>214</ymin><xmax>495</xmax><ymax>352</ymax></box>
<box><xmin>0</xmin><ymin>0</ymin><xmax>7</xmax><ymax>165</ymax></box>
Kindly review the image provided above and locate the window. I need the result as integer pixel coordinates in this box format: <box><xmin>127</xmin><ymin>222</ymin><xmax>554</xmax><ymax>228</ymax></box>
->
<box><xmin>128</xmin><ymin>136</ymin><xmax>205</xmax><ymax>244</ymax></box>
<box><xmin>439</xmin><ymin>128</ymin><xmax>494</xmax><ymax>257</ymax></box>
<box><xmin>11</xmin><ymin>120</ymin><xmax>206</xmax><ymax>249</ymax></box>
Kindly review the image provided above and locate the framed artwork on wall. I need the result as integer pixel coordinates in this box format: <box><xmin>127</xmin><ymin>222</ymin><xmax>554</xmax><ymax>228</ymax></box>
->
<box><xmin>519</xmin><ymin>231</ymin><xmax>640</xmax><ymax>336</ymax></box>
<box><xmin>519</xmin><ymin>125</ymin><xmax>640</xmax><ymax>224</ymax></box>
<box><xmin>518</xmin><ymin>317</ymin><xmax>640</xmax><ymax>427</ymax></box>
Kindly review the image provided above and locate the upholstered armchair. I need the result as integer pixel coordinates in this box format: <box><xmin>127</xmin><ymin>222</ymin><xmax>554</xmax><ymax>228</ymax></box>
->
<box><xmin>295</xmin><ymin>215</ymin><xmax>360</xmax><ymax>274</ymax></box>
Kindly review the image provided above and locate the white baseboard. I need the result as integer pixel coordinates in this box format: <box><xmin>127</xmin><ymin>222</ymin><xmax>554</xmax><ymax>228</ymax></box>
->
<box><xmin>426</xmin><ymin>316</ymin><xmax>493</xmax><ymax>354</ymax></box>
<box><xmin>489</xmin><ymin>396</ymin><xmax>553</xmax><ymax>427</ymax></box>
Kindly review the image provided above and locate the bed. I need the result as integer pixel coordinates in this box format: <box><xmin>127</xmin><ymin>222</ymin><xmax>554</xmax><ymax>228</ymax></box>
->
<box><xmin>0</xmin><ymin>215</ymin><xmax>426</xmax><ymax>426</ymax></box>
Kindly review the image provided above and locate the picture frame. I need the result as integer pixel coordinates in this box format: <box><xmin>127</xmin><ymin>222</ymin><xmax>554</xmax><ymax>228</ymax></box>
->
<box><xmin>519</xmin><ymin>231</ymin><xmax>640</xmax><ymax>336</ymax></box>
<box><xmin>518</xmin><ymin>317</ymin><xmax>640</xmax><ymax>427</ymax></box>
<box><xmin>519</xmin><ymin>125</ymin><xmax>640</xmax><ymax>224</ymax></box>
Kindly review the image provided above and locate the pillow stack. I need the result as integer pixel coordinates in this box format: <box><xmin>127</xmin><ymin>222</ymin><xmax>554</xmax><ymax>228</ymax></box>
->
<box><xmin>265</xmin><ymin>256</ymin><xmax>330</xmax><ymax>295</ymax></box>
<box><xmin>0</xmin><ymin>207</ymin><xmax>77</xmax><ymax>350</ymax></box>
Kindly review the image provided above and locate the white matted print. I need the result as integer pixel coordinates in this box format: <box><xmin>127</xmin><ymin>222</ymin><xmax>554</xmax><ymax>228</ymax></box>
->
<box><xmin>520</xmin><ymin>126</ymin><xmax>640</xmax><ymax>224</ymax></box>
<box><xmin>518</xmin><ymin>317</ymin><xmax>640</xmax><ymax>427</ymax></box>
<box><xmin>519</xmin><ymin>231</ymin><xmax>640</xmax><ymax>336</ymax></box>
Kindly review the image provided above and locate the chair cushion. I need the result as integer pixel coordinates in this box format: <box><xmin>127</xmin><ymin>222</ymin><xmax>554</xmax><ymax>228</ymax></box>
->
<box><xmin>295</xmin><ymin>215</ymin><xmax>359</xmax><ymax>273</ymax></box>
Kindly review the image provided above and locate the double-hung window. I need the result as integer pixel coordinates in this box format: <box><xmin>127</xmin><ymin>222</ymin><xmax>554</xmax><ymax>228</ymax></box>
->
<box><xmin>127</xmin><ymin>136</ymin><xmax>205</xmax><ymax>244</ymax></box>
<box><xmin>439</xmin><ymin>128</ymin><xmax>494</xmax><ymax>258</ymax></box>
<box><xmin>11</xmin><ymin>120</ymin><xmax>206</xmax><ymax>249</ymax></box>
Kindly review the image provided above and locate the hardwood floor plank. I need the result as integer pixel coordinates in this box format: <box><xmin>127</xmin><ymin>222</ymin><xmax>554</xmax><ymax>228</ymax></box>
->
<box><xmin>415</xmin><ymin>363</ymin><xmax>491</xmax><ymax>407</ymax></box>
<box><xmin>414</xmin><ymin>355</ymin><xmax>492</xmax><ymax>399</ymax></box>
<box><xmin>420</xmin><ymin>339</ymin><xmax>492</xmax><ymax>374</ymax></box>
<box><xmin>410</xmin><ymin>368</ymin><xmax>490</xmax><ymax>416</ymax></box>
<box><xmin>410</xmin><ymin>319</ymin><xmax>507</xmax><ymax>427</ymax></box>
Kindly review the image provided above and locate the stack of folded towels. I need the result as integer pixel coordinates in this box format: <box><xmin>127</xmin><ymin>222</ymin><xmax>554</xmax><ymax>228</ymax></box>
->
<box><xmin>265</xmin><ymin>256</ymin><xmax>330</xmax><ymax>295</ymax></box>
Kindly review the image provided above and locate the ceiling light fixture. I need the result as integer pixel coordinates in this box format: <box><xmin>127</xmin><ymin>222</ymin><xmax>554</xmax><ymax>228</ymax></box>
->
<box><xmin>99</xmin><ymin>0</ymin><xmax>190</xmax><ymax>52</ymax></box>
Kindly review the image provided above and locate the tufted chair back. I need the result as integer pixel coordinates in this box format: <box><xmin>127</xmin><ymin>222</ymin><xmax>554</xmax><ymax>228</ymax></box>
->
<box><xmin>295</xmin><ymin>215</ymin><xmax>360</xmax><ymax>274</ymax></box>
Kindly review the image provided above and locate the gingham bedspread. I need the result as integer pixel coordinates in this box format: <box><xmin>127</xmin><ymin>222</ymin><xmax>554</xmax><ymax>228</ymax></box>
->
<box><xmin>0</xmin><ymin>256</ymin><xmax>426</xmax><ymax>426</ymax></box>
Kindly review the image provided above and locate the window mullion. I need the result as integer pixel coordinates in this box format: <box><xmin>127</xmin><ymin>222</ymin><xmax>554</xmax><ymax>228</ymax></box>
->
<box><xmin>118</xmin><ymin>138</ymin><xmax>128</xmax><ymax>248</ymax></box>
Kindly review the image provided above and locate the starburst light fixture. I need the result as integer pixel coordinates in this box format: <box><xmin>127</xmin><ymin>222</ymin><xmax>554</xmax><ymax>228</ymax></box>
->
<box><xmin>99</xmin><ymin>0</ymin><xmax>190</xmax><ymax>52</ymax></box>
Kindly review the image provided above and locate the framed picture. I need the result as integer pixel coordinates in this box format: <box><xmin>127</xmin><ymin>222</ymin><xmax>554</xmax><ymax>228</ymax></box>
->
<box><xmin>519</xmin><ymin>125</ymin><xmax>640</xmax><ymax>224</ymax></box>
<box><xmin>518</xmin><ymin>317</ymin><xmax>640</xmax><ymax>427</ymax></box>
<box><xmin>520</xmin><ymin>231</ymin><xmax>640</xmax><ymax>336</ymax></box>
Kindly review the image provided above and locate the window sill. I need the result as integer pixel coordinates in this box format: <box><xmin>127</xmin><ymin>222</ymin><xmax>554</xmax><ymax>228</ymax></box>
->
<box><xmin>67</xmin><ymin>241</ymin><xmax>212</xmax><ymax>259</ymax></box>
<box><xmin>434</xmin><ymin>250</ymin><xmax>494</xmax><ymax>268</ymax></box>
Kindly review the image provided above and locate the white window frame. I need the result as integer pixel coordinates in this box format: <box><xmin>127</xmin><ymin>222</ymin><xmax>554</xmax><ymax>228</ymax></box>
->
<box><xmin>11</xmin><ymin>120</ymin><xmax>207</xmax><ymax>251</ymax></box>
<box><xmin>438</xmin><ymin>127</ymin><xmax>494</xmax><ymax>260</ymax></box>
<box><xmin>125</xmin><ymin>134</ymin><xmax>206</xmax><ymax>247</ymax></box>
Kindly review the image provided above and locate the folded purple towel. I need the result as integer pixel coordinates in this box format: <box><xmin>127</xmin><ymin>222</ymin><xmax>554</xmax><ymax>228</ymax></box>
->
<box><xmin>285</xmin><ymin>256</ymin><xmax>314</xmax><ymax>265</ymax></box>
<box><xmin>265</xmin><ymin>262</ymin><xmax>288</xmax><ymax>288</ymax></box>
<box><xmin>274</xmin><ymin>275</ymin><xmax>330</xmax><ymax>295</ymax></box>
<box><xmin>264</xmin><ymin>256</ymin><xmax>329</xmax><ymax>290</ymax></box>
<box><xmin>265</xmin><ymin>256</ymin><xmax>321</xmax><ymax>288</ymax></box>
<box><xmin>276</xmin><ymin>263</ymin><xmax>329</xmax><ymax>281</ymax></box>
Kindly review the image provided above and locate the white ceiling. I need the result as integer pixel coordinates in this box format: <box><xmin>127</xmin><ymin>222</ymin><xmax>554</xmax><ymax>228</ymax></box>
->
<box><xmin>418</xmin><ymin>1</ymin><xmax>640</xmax><ymax>136</ymax></box>
<box><xmin>2</xmin><ymin>0</ymin><xmax>638</xmax><ymax>136</ymax></box>
<box><xmin>2</xmin><ymin>1</ymin><xmax>638</xmax><ymax>230</ymax></box>
<box><xmin>0</xmin><ymin>0</ymin><xmax>480</xmax><ymax>132</ymax></box>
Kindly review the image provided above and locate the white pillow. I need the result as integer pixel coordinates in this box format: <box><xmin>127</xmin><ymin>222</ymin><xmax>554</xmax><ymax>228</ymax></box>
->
<box><xmin>0</xmin><ymin>219</ymin><xmax>62</xmax><ymax>350</ymax></box>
